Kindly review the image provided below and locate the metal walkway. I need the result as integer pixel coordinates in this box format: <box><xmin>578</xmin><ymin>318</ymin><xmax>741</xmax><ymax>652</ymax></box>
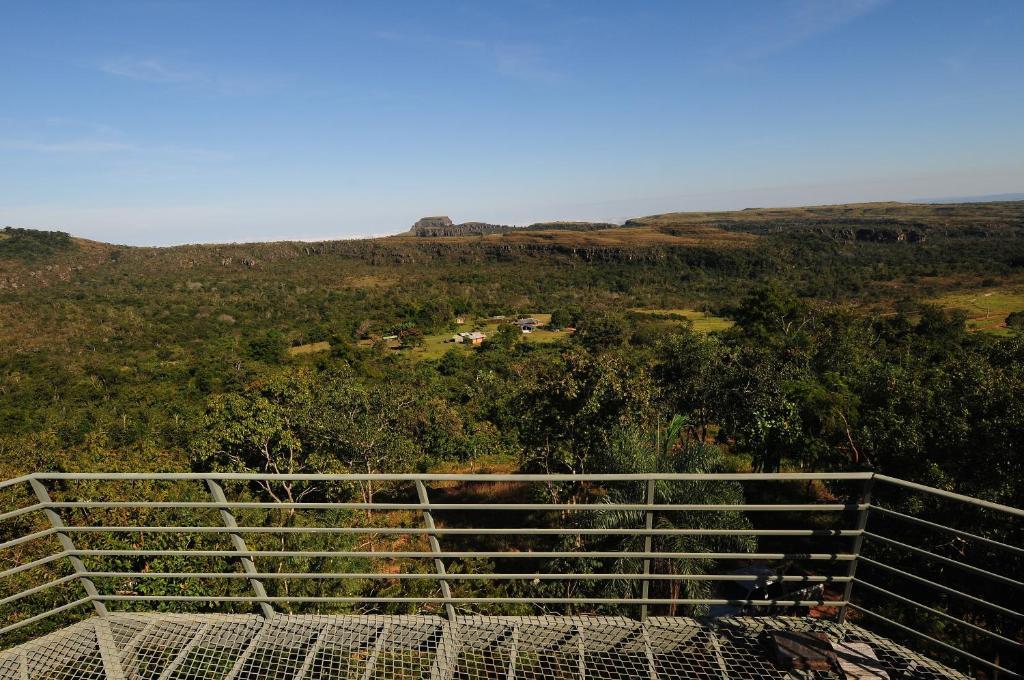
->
<box><xmin>2</xmin><ymin>472</ymin><xmax>1020</xmax><ymax>677</ymax></box>
<box><xmin>0</xmin><ymin>614</ymin><xmax>966</xmax><ymax>680</ymax></box>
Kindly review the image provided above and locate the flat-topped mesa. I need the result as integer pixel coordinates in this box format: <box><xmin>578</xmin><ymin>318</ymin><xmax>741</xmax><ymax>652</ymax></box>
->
<box><xmin>411</xmin><ymin>216</ymin><xmax>512</xmax><ymax>237</ymax></box>
<box><xmin>412</xmin><ymin>216</ymin><xmax>454</xmax><ymax>232</ymax></box>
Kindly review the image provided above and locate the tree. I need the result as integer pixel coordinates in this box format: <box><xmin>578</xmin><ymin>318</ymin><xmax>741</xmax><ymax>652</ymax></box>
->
<box><xmin>550</xmin><ymin>307</ymin><xmax>579</xmax><ymax>330</ymax></box>
<box><xmin>587</xmin><ymin>417</ymin><xmax>755</xmax><ymax>615</ymax></box>
<box><xmin>718</xmin><ymin>348</ymin><xmax>801</xmax><ymax>472</ymax></box>
<box><xmin>731</xmin><ymin>286</ymin><xmax>807</xmax><ymax>345</ymax></box>
<box><xmin>189</xmin><ymin>368</ymin><xmax>341</xmax><ymax>507</ymax></box>
<box><xmin>190</xmin><ymin>366</ymin><xmax>419</xmax><ymax>513</ymax></box>
<box><xmin>572</xmin><ymin>311</ymin><xmax>627</xmax><ymax>352</ymax></box>
<box><xmin>313</xmin><ymin>379</ymin><xmax>419</xmax><ymax>511</ymax></box>
<box><xmin>655</xmin><ymin>328</ymin><xmax>728</xmax><ymax>442</ymax></box>
<box><xmin>483</xmin><ymin>323</ymin><xmax>520</xmax><ymax>351</ymax></box>
<box><xmin>246</xmin><ymin>330</ymin><xmax>287</xmax><ymax>363</ymax></box>
<box><xmin>515</xmin><ymin>347</ymin><xmax>655</xmax><ymax>481</ymax></box>
<box><xmin>398</xmin><ymin>325</ymin><xmax>425</xmax><ymax>348</ymax></box>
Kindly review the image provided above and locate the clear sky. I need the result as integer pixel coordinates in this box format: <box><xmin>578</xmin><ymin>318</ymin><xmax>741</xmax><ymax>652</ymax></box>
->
<box><xmin>2</xmin><ymin>1</ymin><xmax>1022</xmax><ymax>245</ymax></box>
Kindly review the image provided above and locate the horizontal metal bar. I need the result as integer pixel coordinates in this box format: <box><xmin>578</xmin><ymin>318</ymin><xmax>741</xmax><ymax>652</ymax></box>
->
<box><xmin>0</xmin><ymin>573</ymin><xmax>80</xmax><ymax>607</ymax></box>
<box><xmin>35</xmin><ymin>472</ymin><xmax>874</xmax><ymax>482</ymax></box>
<box><xmin>0</xmin><ymin>596</ymin><xmax>92</xmax><ymax>637</ymax></box>
<box><xmin>854</xmin><ymin>578</ymin><xmax>1022</xmax><ymax>648</ymax></box>
<box><xmin>0</xmin><ymin>474</ymin><xmax>35</xmax><ymax>492</ymax></box>
<box><xmin>869</xmin><ymin>505</ymin><xmax>1024</xmax><ymax>556</ymax></box>
<box><xmin>70</xmin><ymin>549</ymin><xmax>855</xmax><ymax>560</ymax></box>
<box><xmin>850</xmin><ymin>604</ymin><xmax>1020</xmax><ymax>678</ymax></box>
<box><xmin>873</xmin><ymin>475</ymin><xmax>1024</xmax><ymax>518</ymax></box>
<box><xmin>864</xmin><ymin>532</ymin><xmax>1024</xmax><ymax>589</ymax></box>
<box><xmin>0</xmin><ymin>502</ymin><xmax>44</xmax><ymax>523</ymax></box>
<box><xmin>83</xmin><ymin>571</ymin><xmax>852</xmax><ymax>582</ymax></box>
<box><xmin>93</xmin><ymin>594</ymin><xmax>844</xmax><ymax>606</ymax></box>
<box><xmin>0</xmin><ymin>551</ymin><xmax>69</xmax><ymax>580</ymax></box>
<box><xmin>858</xmin><ymin>556</ymin><xmax>1024</xmax><ymax>621</ymax></box>
<box><xmin>43</xmin><ymin>501</ymin><xmax>867</xmax><ymax>512</ymax></box>
<box><xmin>59</xmin><ymin>526</ymin><xmax>862</xmax><ymax>537</ymax></box>
<box><xmin>0</xmin><ymin>527</ymin><xmax>56</xmax><ymax>551</ymax></box>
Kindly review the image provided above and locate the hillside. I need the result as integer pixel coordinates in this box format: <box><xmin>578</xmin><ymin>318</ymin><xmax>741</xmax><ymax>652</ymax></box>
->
<box><xmin>6</xmin><ymin>201</ymin><xmax>1021</xmax><ymax>290</ymax></box>
<box><xmin>2</xmin><ymin>199</ymin><xmax>1022</xmax><ymax>512</ymax></box>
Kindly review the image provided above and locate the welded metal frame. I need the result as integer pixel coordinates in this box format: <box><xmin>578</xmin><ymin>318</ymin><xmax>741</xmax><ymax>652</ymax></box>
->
<box><xmin>0</xmin><ymin>614</ymin><xmax>976</xmax><ymax>680</ymax></box>
<box><xmin>0</xmin><ymin>471</ymin><xmax>1021</xmax><ymax>678</ymax></box>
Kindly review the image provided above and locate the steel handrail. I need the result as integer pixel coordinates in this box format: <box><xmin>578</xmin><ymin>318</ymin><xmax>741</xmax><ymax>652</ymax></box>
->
<box><xmin>1</xmin><ymin>470</ymin><xmax>1020</xmax><ymax>678</ymax></box>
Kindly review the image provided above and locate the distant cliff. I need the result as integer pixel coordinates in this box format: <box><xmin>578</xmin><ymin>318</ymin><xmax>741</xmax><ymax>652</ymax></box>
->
<box><xmin>410</xmin><ymin>217</ymin><xmax>511</xmax><ymax>237</ymax></box>
<box><xmin>522</xmin><ymin>221</ymin><xmax>619</xmax><ymax>232</ymax></box>
<box><xmin>411</xmin><ymin>217</ymin><xmax>618</xmax><ymax>237</ymax></box>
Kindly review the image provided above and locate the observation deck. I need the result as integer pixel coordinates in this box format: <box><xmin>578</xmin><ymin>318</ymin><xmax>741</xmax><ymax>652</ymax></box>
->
<box><xmin>1</xmin><ymin>472</ymin><xmax>1020</xmax><ymax>679</ymax></box>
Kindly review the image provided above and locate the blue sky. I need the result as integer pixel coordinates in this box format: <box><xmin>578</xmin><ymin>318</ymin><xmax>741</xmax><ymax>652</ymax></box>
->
<box><xmin>1</xmin><ymin>1</ymin><xmax>1022</xmax><ymax>245</ymax></box>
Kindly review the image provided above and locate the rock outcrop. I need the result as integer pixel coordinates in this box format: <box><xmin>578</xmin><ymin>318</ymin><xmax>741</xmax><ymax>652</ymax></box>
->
<box><xmin>523</xmin><ymin>221</ymin><xmax>619</xmax><ymax>232</ymax></box>
<box><xmin>411</xmin><ymin>217</ymin><xmax>511</xmax><ymax>237</ymax></box>
<box><xmin>411</xmin><ymin>217</ymin><xmax>620</xmax><ymax>238</ymax></box>
<box><xmin>409</xmin><ymin>216</ymin><xmax>454</xmax><ymax>235</ymax></box>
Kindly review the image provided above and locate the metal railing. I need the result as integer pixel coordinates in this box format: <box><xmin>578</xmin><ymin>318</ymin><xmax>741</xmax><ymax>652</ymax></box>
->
<box><xmin>1</xmin><ymin>471</ymin><xmax>1021</xmax><ymax>677</ymax></box>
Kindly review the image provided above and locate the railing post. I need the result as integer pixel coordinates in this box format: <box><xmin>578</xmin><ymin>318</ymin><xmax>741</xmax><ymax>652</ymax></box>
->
<box><xmin>640</xmin><ymin>479</ymin><xmax>656</xmax><ymax>622</ymax></box>
<box><xmin>838</xmin><ymin>473</ymin><xmax>874</xmax><ymax>624</ymax></box>
<box><xmin>415</xmin><ymin>480</ymin><xmax>456</xmax><ymax>623</ymax></box>
<box><xmin>28</xmin><ymin>477</ymin><xmax>107</xmax><ymax>616</ymax></box>
<box><xmin>205</xmin><ymin>478</ymin><xmax>274</xmax><ymax>618</ymax></box>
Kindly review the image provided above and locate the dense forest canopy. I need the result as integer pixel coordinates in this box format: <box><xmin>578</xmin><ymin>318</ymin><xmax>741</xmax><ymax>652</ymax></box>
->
<box><xmin>2</xmin><ymin>201</ymin><xmax>1023</xmax><ymax>667</ymax></box>
<box><xmin>2</xmin><ymin>201</ymin><xmax>1023</xmax><ymax>508</ymax></box>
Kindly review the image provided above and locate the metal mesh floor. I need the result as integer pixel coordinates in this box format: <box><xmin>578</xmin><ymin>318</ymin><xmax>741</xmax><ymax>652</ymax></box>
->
<box><xmin>0</xmin><ymin>614</ymin><xmax>966</xmax><ymax>680</ymax></box>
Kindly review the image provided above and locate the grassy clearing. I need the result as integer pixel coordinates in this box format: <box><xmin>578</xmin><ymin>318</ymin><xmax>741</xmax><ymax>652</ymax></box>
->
<box><xmin>365</xmin><ymin>313</ymin><xmax>569</xmax><ymax>361</ymax></box>
<box><xmin>415</xmin><ymin>314</ymin><xmax>567</xmax><ymax>360</ymax></box>
<box><xmin>932</xmin><ymin>286</ymin><xmax>1024</xmax><ymax>335</ymax></box>
<box><xmin>344</xmin><ymin>274</ymin><xmax>396</xmax><ymax>289</ymax></box>
<box><xmin>631</xmin><ymin>308</ymin><xmax>733</xmax><ymax>333</ymax></box>
<box><xmin>389</xmin><ymin>224</ymin><xmax>757</xmax><ymax>248</ymax></box>
<box><xmin>287</xmin><ymin>341</ymin><xmax>331</xmax><ymax>356</ymax></box>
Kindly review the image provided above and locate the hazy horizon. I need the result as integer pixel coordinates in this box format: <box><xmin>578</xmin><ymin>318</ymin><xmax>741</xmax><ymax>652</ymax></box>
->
<box><xmin>6</xmin><ymin>190</ymin><xmax>1024</xmax><ymax>248</ymax></box>
<box><xmin>3</xmin><ymin>1</ymin><xmax>1023</xmax><ymax>246</ymax></box>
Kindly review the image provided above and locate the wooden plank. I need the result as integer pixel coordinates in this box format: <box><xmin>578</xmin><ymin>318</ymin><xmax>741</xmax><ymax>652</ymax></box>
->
<box><xmin>832</xmin><ymin>641</ymin><xmax>890</xmax><ymax>679</ymax></box>
<box><xmin>767</xmin><ymin>630</ymin><xmax>835</xmax><ymax>671</ymax></box>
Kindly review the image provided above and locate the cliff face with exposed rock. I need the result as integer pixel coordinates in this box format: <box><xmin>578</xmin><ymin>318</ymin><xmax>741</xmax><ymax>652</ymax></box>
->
<box><xmin>411</xmin><ymin>217</ymin><xmax>511</xmax><ymax>237</ymax></box>
<box><xmin>411</xmin><ymin>217</ymin><xmax>619</xmax><ymax>237</ymax></box>
<box><xmin>522</xmin><ymin>221</ymin><xmax>619</xmax><ymax>232</ymax></box>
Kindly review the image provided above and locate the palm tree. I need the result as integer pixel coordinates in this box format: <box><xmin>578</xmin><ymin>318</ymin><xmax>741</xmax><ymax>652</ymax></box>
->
<box><xmin>592</xmin><ymin>415</ymin><xmax>756</xmax><ymax>616</ymax></box>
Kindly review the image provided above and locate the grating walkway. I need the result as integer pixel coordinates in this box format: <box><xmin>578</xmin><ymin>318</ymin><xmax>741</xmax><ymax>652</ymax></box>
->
<box><xmin>0</xmin><ymin>614</ymin><xmax>966</xmax><ymax>680</ymax></box>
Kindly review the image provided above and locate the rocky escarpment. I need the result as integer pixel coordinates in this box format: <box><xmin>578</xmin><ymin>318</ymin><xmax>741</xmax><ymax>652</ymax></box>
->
<box><xmin>411</xmin><ymin>217</ymin><xmax>512</xmax><ymax>237</ymax></box>
<box><xmin>522</xmin><ymin>221</ymin><xmax>619</xmax><ymax>232</ymax></box>
<box><xmin>411</xmin><ymin>217</ymin><xmax>618</xmax><ymax>237</ymax></box>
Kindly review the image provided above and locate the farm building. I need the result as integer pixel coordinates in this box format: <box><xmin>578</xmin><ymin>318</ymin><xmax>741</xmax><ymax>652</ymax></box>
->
<box><xmin>453</xmin><ymin>331</ymin><xmax>487</xmax><ymax>345</ymax></box>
